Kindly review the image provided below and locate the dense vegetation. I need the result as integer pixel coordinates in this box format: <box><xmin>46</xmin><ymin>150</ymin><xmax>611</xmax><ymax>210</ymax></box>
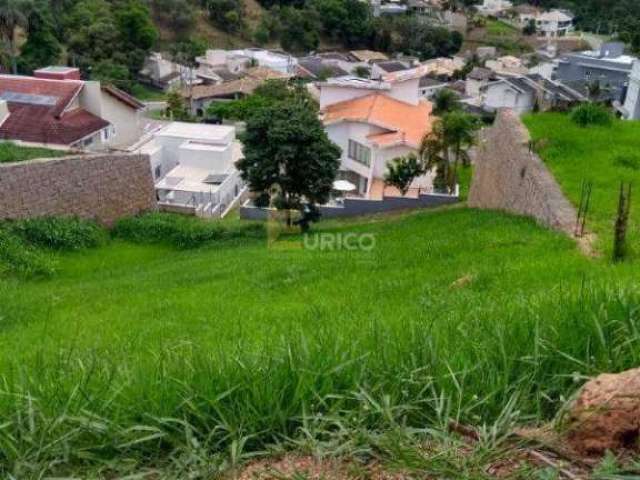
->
<box><xmin>524</xmin><ymin>112</ymin><xmax>640</xmax><ymax>258</ymax></box>
<box><xmin>2</xmin><ymin>206</ymin><xmax>640</xmax><ymax>476</ymax></box>
<box><xmin>2</xmin><ymin>0</ymin><xmax>462</xmax><ymax>87</ymax></box>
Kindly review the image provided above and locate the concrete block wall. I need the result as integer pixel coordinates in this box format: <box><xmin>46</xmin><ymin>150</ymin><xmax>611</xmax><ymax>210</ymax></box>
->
<box><xmin>468</xmin><ymin>109</ymin><xmax>577</xmax><ymax>234</ymax></box>
<box><xmin>0</xmin><ymin>153</ymin><xmax>156</xmax><ymax>225</ymax></box>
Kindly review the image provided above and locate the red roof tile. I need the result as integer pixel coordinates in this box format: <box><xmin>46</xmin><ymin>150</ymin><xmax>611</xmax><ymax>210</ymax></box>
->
<box><xmin>321</xmin><ymin>93</ymin><xmax>434</xmax><ymax>148</ymax></box>
<box><xmin>0</xmin><ymin>75</ymin><xmax>110</xmax><ymax>146</ymax></box>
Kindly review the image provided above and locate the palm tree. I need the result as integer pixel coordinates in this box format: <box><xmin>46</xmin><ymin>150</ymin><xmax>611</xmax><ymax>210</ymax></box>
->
<box><xmin>419</xmin><ymin>111</ymin><xmax>480</xmax><ymax>194</ymax></box>
<box><xmin>0</xmin><ymin>0</ymin><xmax>32</xmax><ymax>73</ymax></box>
<box><xmin>432</xmin><ymin>88</ymin><xmax>460</xmax><ymax>115</ymax></box>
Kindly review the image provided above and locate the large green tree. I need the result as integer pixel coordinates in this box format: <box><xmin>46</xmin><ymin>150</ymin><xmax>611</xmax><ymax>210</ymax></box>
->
<box><xmin>0</xmin><ymin>0</ymin><xmax>32</xmax><ymax>73</ymax></box>
<box><xmin>17</xmin><ymin>2</ymin><xmax>61</xmax><ymax>73</ymax></box>
<box><xmin>238</xmin><ymin>98</ymin><xmax>340</xmax><ymax>225</ymax></box>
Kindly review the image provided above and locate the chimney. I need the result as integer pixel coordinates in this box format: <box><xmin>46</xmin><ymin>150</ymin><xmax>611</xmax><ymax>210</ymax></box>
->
<box><xmin>33</xmin><ymin>66</ymin><xmax>81</xmax><ymax>81</ymax></box>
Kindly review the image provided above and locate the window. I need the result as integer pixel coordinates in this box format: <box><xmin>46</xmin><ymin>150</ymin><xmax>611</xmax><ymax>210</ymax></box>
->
<box><xmin>348</xmin><ymin>139</ymin><xmax>371</xmax><ymax>167</ymax></box>
<box><xmin>154</xmin><ymin>165</ymin><xmax>162</xmax><ymax>179</ymax></box>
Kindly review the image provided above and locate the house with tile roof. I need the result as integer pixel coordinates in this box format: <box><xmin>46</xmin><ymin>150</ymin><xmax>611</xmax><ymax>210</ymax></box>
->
<box><xmin>318</xmin><ymin>67</ymin><xmax>436</xmax><ymax>198</ymax></box>
<box><xmin>183</xmin><ymin>66</ymin><xmax>291</xmax><ymax>117</ymax></box>
<box><xmin>0</xmin><ymin>67</ymin><xmax>144</xmax><ymax>150</ymax></box>
<box><xmin>481</xmin><ymin>74</ymin><xmax>584</xmax><ymax>114</ymax></box>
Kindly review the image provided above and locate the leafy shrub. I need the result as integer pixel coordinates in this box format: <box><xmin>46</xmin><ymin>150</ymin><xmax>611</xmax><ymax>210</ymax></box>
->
<box><xmin>0</xmin><ymin>230</ymin><xmax>56</xmax><ymax>278</ymax></box>
<box><xmin>112</xmin><ymin>213</ymin><xmax>264</xmax><ymax>249</ymax></box>
<box><xmin>569</xmin><ymin>103</ymin><xmax>613</xmax><ymax>127</ymax></box>
<box><xmin>614</xmin><ymin>154</ymin><xmax>640</xmax><ymax>171</ymax></box>
<box><xmin>8</xmin><ymin>217</ymin><xmax>106</xmax><ymax>251</ymax></box>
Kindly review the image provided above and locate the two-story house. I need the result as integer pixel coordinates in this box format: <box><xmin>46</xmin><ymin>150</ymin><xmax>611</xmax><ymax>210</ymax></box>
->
<box><xmin>319</xmin><ymin>67</ymin><xmax>436</xmax><ymax>198</ymax></box>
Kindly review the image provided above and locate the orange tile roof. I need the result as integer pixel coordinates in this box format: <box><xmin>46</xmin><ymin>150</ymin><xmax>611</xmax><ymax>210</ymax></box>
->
<box><xmin>321</xmin><ymin>93</ymin><xmax>434</xmax><ymax>148</ymax></box>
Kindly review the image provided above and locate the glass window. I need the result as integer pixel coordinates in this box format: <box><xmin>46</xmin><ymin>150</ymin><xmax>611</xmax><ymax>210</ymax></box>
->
<box><xmin>347</xmin><ymin>139</ymin><xmax>371</xmax><ymax>167</ymax></box>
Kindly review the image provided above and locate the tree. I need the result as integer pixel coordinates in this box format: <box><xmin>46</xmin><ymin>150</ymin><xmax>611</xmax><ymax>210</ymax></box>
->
<box><xmin>91</xmin><ymin>59</ymin><xmax>132</xmax><ymax>90</ymax></box>
<box><xmin>208</xmin><ymin>80</ymin><xmax>316</xmax><ymax>121</ymax></box>
<box><xmin>440</xmin><ymin>111</ymin><xmax>480</xmax><ymax>168</ymax></box>
<box><xmin>238</xmin><ymin>100</ymin><xmax>341</xmax><ymax>227</ymax></box>
<box><xmin>277</xmin><ymin>6</ymin><xmax>320</xmax><ymax>53</ymax></box>
<box><xmin>166</xmin><ymin>89</ymin><xmax>192</xmax><ymax>121</ymax></box>
<box><xmin>419</xmin><ymin>112</ymin><xmax>480</xmax><ymax>193</ymax></box>
<box><xmin>384</xmin><ymin>153</ymin><xmax>424</xmax><ymax>195</ymax></box>
<box><xmin>523</xmin><ymin>18</ymin><xmax>536</xmax><ymax>35</ymax></box>
<box><xmin>17</xmin><ymin>3</ymin><xmax>61</xmax><ymax>74</ymax></box>
<box><xmin>433</xmin><ymin>88</ymin><xmax>461</xmax><ymax>115</ymax></box>
<box><xmin>0</xmin><ymin>0</ymin><xmax>32</xmax><ymax>73</ymax></box>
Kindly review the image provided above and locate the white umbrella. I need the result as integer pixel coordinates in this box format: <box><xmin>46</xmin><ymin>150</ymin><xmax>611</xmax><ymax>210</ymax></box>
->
<box><xmin>332</xmin><ymin>180</ymin><xmax>357</xmax><ymax>192</ymax></box>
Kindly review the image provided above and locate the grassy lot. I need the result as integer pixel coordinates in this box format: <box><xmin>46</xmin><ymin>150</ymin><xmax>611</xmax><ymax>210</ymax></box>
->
<box><xmin>130</xmin><ymin>82</ymin><xmax>167</xmax><ymax>102</ymax></box>
<box><xmin>0</xmin><ymin>142</ymin><xmax>66</xmax><ymax>163</ymax></box>
<box><xmin>485</xmin><ymin>18</ymin><xmax>518</xmax><ymax>36</ymax></box>
<box><xmin>2</xmin><ymin>208</ymin><xmax>640</xmax><ymax>476</ymax></box>
<box><xmin>465</xmin><ymin>18</ymin><xmax>532</xmax><ymax>56</ymax></box>
<box><xmin>524</xmin><ymin>113</ymin><xmax>640</xmax><ymax>259</ymax></box>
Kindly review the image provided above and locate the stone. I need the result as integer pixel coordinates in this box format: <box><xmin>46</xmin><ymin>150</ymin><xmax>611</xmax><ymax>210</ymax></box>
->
<box><xmin>468</xmin><ymin>109</ymin><xmax>577</xmax><ymax>234</ymax></box>
<box><xmin>566</xmin><ymin>367</ymin><xmax>640</xmax><ymax>455</ymax></box>
<box><xmin>0</xmin><ymin>153</ymin><xmax>156</xmax><ymax>225</ymax></box>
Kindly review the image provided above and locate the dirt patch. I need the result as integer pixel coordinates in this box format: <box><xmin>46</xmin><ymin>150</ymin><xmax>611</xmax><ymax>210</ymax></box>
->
<box><xmin>565</xmin><ymin>367</ymin><xmax>640</xmax><ymax>456</ymax></box>
<box><xmin>234</xmin><ymin>455</ymin><xmax>408</xmax><ymax>479</ymax></box>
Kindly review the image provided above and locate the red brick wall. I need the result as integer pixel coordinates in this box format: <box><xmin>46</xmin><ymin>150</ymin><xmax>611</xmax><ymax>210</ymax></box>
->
<box><xmin>0</xmin><ymin>153</ymin><xmax>156</xmax><ymax>225</ymax></box>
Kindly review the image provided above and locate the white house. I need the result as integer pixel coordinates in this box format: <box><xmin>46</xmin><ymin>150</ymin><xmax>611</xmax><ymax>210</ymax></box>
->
<box><xmin>136</xmin><ymin>122</ymin><xmax>245</xmax><ymax>218</ymax></box>
<box><xmin>482</xmin><ymin>74</ymin><xmax>584</xmax><ymax>114</ymax></box>
<box><xmin>319</xmin><ymin>67</ymin><xmax>437</xmax><ymax>198</ymax></box>
<box><xmin>476</xmin><ymin>0</ymin><xmax>513</xmax><ymax>16</ymax></box>
<box><xmin>139</xmin><ymin>52</ymin><xmax>201</xmax><ymax>91</ymax></box>
<box><xmin>520</xmin><ymin>9</ymin><xmax>574</xmax><ymax>37</ymax></box>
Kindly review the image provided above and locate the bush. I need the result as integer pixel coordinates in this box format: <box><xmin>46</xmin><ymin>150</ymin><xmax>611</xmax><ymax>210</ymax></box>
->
<box><xmin>0</xmin><ymin>230</ymin><xmax>56</xmax><ymax>278</ymax></box>
<box><xmin>112</xmin><ymin>213</ymin><xmax>264</xmax><ymax>249</ymax></box>
<box><xmin>8</xmin><ymin>217</ymin><xmax>106</xmax><ymax>251</ymax></box>
<box><xmin>569</xmin><ymin>103</ymin><xmax>613</xmax><ymax>127</ymax></box>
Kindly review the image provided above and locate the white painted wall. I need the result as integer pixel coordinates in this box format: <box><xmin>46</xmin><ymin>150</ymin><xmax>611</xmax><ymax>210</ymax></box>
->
<box><xmin>484</xmin><ymin>83</ymin><xmax>533</xmax><ymax>114</ymax></box>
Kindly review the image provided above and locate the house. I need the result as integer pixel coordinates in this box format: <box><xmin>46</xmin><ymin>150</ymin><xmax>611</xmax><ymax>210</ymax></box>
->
<box><xmin>0</xmin><ymin>67</ymin><xmax>144</xmax><ymax>150</ymax></box>
<box><xmin>195</xmin><ymin>49</ymin><xmax>251</xmax><ymax>84</ymax></box>
<box><xmin>476</xmin><ymin>0</ymin><xmax>513</xmax><ymax>16</ymax></box>
<box><xmin>136</xmin><ymin>122</ymin><xmax>245</xmax><ymax>218</ymax></box>
<box><xmin>555</xmin><ymin>43</ymin><xmax>636</xmax><ymax>102</ymax></box>
<box><xmin>183</xmin><ymin>67</ymin><xmax>291</xmax><ymax>117</ymax></box>
<box><xmin>485</xmin><ymin>55</ymin><xmax>528</xmax><ymax>76</ymax></box>
<box><xmin>621</xmin><ymin>60</ymin><xmax>640</xmax><ymax>120</ymax></box>
<box><xmin>318</xmin><ymin>67</ymin><xmax>436</xmax><ymax>198</ymax></box>
<box><xmin>371</xmin><ymin>60</ymin><xmax>413</xmax><ymax>80</ymax></box>
<box><xmin>419</xmin><ymin>76</ymin><xmax>447</xmax><ymax>99</ymax></box>
<box><xmin>465</xmin><ymin>67</ymin><xmax>496</xmax><ymax>97</ymax></box>
<box><xmin>519</xmin><ymin>9</ymin><xmax>574</xmax><ymax>37</ymax></box>
<box><xmin>371</xmin><ymin>0</ymin><xmax>408</xmax><ymax>16</ymax></box>
<box><xmin>139</xmin><ymin>52</ymin><xmax>201</xmax><ymax>91</ymax></box>
<box><xmin>407</xmin><ymin>0</ymin><xmax>440</xmax><ymax>16</ymax></box>
<box><xmin>482</xmin><ymin>74</ymin><xmax>584</xmax><ymax>114</ymax></box>
<box><xmin>296</xmin><ymin>56</ymin><xmax>350</xmax><ymax>80</ymax></box>
<box><xmin>421</xmin><ymin>57</ymin><xmax>465</xmax><ymax>79</ymax></box>
<box><xmin>350</xmin><ymin>50</ymin><xmax>389</xmax><ymax>64</ymax></box>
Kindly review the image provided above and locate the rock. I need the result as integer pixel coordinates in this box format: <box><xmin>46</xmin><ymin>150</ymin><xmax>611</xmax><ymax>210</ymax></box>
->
<box><xmin>566</xmin><ymin>367</ymin><xmax>640</xmax><ymax>455</ymax></box>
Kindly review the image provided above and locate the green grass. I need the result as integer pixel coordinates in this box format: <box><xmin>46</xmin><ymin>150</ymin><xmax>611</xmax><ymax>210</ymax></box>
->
<box><xmin>2</xmin><ymin>207</ymin><xmax>640</xmax><ymax>476</ymax></box>
<box><xmin>0</xmin><ymin>142</ymin><xmax>66</xmax><ymax>163</ymax></box>
<box><xmin>524</xmin><ymin>112</ymin><xmax>640</xmax><ymax>259</ymax></box>
<box><xmin>485</xmin><ymin>19</ymin><xmax>518</xmax><ymax>36</ymax></box>
<box><xmin>130</xmin><ymin>82</ymin><xmax>167</xmax><ymax>102</ymax></box>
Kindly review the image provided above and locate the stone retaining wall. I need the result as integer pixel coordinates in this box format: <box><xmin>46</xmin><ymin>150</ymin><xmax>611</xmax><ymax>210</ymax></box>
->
<box><xmin>468</xmin><ymin>109</ymin><xmax>577</xmax><ymax>234</ymax></box>
<box><xmin>0</xmin><ymin>153</ymin><xmax>156</xmax><ymax>225</ymax></box>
